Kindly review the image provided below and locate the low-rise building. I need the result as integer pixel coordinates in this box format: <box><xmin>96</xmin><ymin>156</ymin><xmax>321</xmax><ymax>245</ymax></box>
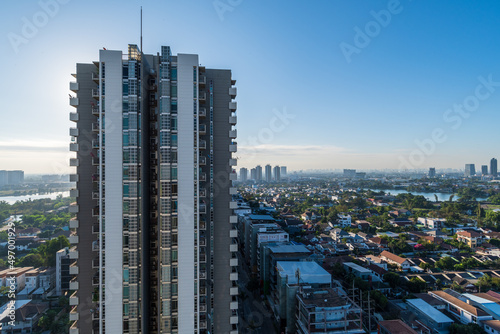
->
<box><xmin>456</xmin><ymin>230</ymin><xmax>483</xmax><ymax>248</ymax></box>
<box><xmin>380</xmin><ymin>251</ymin><xmax>411</xmax><ymax>271</ymax></box>
<box><xmin>418</xmin><ymin>218</ymin><xmax>446</xmax><ymax>229</ymax></box>
<box><xmin>406</xmin><ymin>298</ymin><xmax>454</xmax><ymax>333</ymax></box>
<box><xmin>296</xmin><ymin>287</ymin><xmax>363</xmax><ymax>334</ymax></box>
<box><xmin>378</xmin><ymin>319</ymin><xmax>419</xmax><ymax>334</ymax></box>
<box><xmin>429</xmin><ymin>290</ymin><xmax>492</xmax><ymax>324</ymax></box>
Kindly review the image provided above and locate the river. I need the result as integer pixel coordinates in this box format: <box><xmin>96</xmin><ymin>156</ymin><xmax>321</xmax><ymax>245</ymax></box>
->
<box><xmin>0</xmin><ymin>191</ymin><xmax>71</xmax><ymax>205</ymax></box>
<box><xmin>368</xmin><ymin>189</ymin><xmax>488</xmax><ymax>202</ymax></box>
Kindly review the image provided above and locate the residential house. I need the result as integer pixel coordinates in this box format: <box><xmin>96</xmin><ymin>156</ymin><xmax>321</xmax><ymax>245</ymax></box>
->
<box><xmin>380</xmin><ymin>251</ymin><xmax>411</xmax><ymax>271</ymax></box>
<box><xmin>456</xmin><ymin>230</ymin><xmax>483</xmax><ymax>248</ymax></box>
<box><xmin>429</xmin><ymin>290</ymin><xmax>492</xmax><ymax>324</ymax></box>
<box><xmin>378</xmin><ymin>319</ymin><xmax>419</xmax><ymax>334</ymax></box>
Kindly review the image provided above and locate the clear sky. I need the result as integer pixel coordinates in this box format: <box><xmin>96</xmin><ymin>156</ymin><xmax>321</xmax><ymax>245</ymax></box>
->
<box><xmin>1</xmin><ymin>0</ymin><xmax>500</xmax><ymax>173</ymax></box>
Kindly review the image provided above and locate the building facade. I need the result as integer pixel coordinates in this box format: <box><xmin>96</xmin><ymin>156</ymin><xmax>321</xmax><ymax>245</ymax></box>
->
<box><xmin>69</xmin><ymin>45</ymin><xmax>238</xmax><ymax>334</ymax></box>
<box><xmin>239</xmin><ymin>167</ymin><xmax>248</xmax><ymax>182</ymax></box>
<box><xmin>265</xmin><ymin>164</ymin><xmax>272</xmax><ymax>182</ymax></box>
<box><xmin>492</xmin><ymin>158</ymin><xmax>498</xmax><ymax>177</ymax></box>
<box><xmin>465</xmin><ymin>164</ymin><xmax>476</xmax><ymax>177</ymax></box>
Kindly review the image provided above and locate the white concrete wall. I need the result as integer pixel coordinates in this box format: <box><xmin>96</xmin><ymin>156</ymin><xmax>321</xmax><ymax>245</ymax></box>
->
<box><xmin>176</xmin><ymin>53</ymin><xmax>198</xmax><ymax>333</ymax></box>
<box><xmin>101</xmin><ymin>49</ymin><xmax>124</xmax><ymax>333</ymax></box>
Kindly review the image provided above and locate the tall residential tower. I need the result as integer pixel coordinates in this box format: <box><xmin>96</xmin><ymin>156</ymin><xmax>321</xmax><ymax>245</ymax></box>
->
<box><xmin>69</xmin><ymin>45</ymin><xmax>239</xmax><ymax>334</ymax></box>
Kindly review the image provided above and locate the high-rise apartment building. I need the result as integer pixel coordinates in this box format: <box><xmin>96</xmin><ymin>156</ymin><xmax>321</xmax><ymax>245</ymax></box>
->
<box><xmin>482</xmin><ymin>165</ymin><xmax>488</xmax><ymax>175</ymax></box>
<box><xmin>0</xmin><ymin>170</ymin><xmax>24</xmax><ymax>186</ymax></box>
<box><xmin>280</xmin><ymin>166</ymin><xmax>287</xmax><ymax>178</ymax></box>
<box><xmin>491</xmin><ymin>158</ymin><xmax>498</xmax><ymax>177</ymax></box>
<box><xmin>250</xmin><ymin>168</ymin><xmax>256</xmax><ymax>181</ymax></box>
<box><xmin>69</xmin><ymin>44</ymin><xmax>239</xmax><ymax>334</ymax></box>
<box><xmin>239</xmin><ymin>168</ymin><xmax>248</xmax><ymax>182</ymax></box>
<box><xmin>265</xmin><ymin>164</ymin><xmax>272</xmax><ymax>183</ymax></box>
<box><xmin>273</xmin><ymin>166</ymin><xmax>280</xmax><ymax>181</ymax></box>
<box><xmin>428</xmin><ymin>167</ymin><xmax>436</xmax><ymax>178</ymax></box>
<box><xmin>255</xmin><ymin>165</ymin><xmax>263</xmax><ymax>182</ymax></box>
<box><xmin>465</xmin><ymin>164</ymin><xmax>476</xmax><ymax>177</ymax></box>
<box><xmin>343</xmin><ymin>169</ymin><xmax>356</xmax><ymax>178</ymax></box>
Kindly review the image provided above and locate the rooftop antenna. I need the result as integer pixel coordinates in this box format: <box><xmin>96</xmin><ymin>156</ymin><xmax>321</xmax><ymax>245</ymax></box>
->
<box><xmin>140</xmin><ymin>6</ymin><xmax>143</xmax><ymax>53</ymax></box>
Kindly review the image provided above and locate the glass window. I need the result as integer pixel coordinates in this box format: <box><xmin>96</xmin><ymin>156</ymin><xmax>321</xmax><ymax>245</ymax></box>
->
<box><xmin>123</xmin><ymin>268</ymin><xmax>129</xmax><ymax>282</ymax></box>
<box><xmin>171</xmin><ymin>86</ymin><xmax>177</xmax><ymax>98</ymax></box>
<box><xmin>171</xmin><ymin>134</ymin><xmax>177</xmax><ymax>147</ymax></box>
<box><xmin>123</xmin><ymin>286</ymin><xmax>129</xmax><ymax>299</ymax></box>
<box><xmin>171</xmin><ymin>167</ymin><xmax>177</xmax><ymax>179</ymax></box>
<box><xmin>171</xmin><ymin>68</ymin><xmax>177</xmax><ymax>80</ymax></box>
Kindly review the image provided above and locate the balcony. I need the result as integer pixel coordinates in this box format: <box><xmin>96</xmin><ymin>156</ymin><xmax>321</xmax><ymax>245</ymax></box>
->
<box><xmin>70</xmin><ymin>128</ymin><xmax>79</xmax><ymax>137</ymax></box>
<box><xmin>199</xmin><ymin>107</ymin><xmax>206</xmax><ymax>117</ymax></box>
<box><xmin>92</xmin><ymin>89</ymin><xmax>100</xmax><ymax>99</ymax></box>
<box><xmin>69</xmin><ymin>250</ymin><xmax>79</xmax><ymax>259</ymax></box>
<box><xmin>230</xmin><ymin>258</ymin><xmax>238</xmax><ymax>267</ymax></box>
<box><xmin>69</xmin><ymin>98</ymin><xmax>79</xmax><ymax>107</ymax></box>
<box><xmin>199</xmin><ymin>271</ymin><xmax>206</xmax><ymax>279</ymax></box>
<box><xmin>199</xmin><ymin>220</ymin><xmax>206</xmax><ymax>230</ymax></box>
<box><xmin>69</xmin><ymin>235</ymin><xmax>79</xmax><ymax>244</ymax></box>
<box><xmin>69</xmin><ymin>203</ymin><xmax>79</xmax><ymax>214</ymax></box>
<box><xmin>70</xmin><ymin>82</ymin><xmax>79</xmax><ymax>92</ymax></box>
<box><xmin>229</xmin><ymin>216</ymin><xmax>237</xmax><ymax>224</ymax></box>
<box><xmin>69</xmin><ymin>112</ymin><xmax>79</xmax><ymax>122</ymax></box>
<box><xmin>229</xmin><ymin>229</ymin><xmax>238</xmax><ymax>238</ymax></box>
<box><xmin>229</xmin><ymin>101</ymin><xmax>237</xmax><ymax>111</ymax></box>
<box><xmin>199</xmin><ymin>173</ymin><xmax>207</xmax><ymax>182</ymax></box>
<box><xmin>69</xmin><ymin>189</ymin><xmax>79</xmax><ymax>198</ymax></box>
<box><xmin>199</xmin><ymin>204</ymin><xmax>207</xmax><ymax>214</ymax></box>
<box><xmin>231</xmin><ymin>79</ymin><xmax>236</xmax><ymax>85</ymax></box>
<box><xmin>229</xmin><ymin>143</ymin><xmax>237</xmax><ymax>152</ymax></box>
<box><xmin>69</xmin><ymin>219</ymin><xmax>79</xmax><ymax>228</ymax></box>
<box><xmin>199</xmin><ymin>156</ymin><xmax>206</xmax><ymax>166</ymax></box>
<box><xmin>230</xmin><ymin>287</ymin><xmax>238</xmax><ymax>296</ymax></box>
<box><xmin>198</xmin><ymin>91</ymin><xmax>206</xmax><ymax>101</ymax></box>
<box><xmin>69</xmin><ymin>174</ymin><xmax>79</xmax><ymax>182</ymax></box>
<box><xmin>92</xmin><ymin>72</ymin><xmax>99</xmax><ymax>82</ymax></box>
<box><xmin>70</xmin><ymin>322</ymin><xmax>79</xmax><ymax>334</ymax></box>
<box><xmin>230</xmin><ymin>272</ymin><xmax>238</xmax><ymax>281</ymax></box>
<box><xmin>199</xmin><ymin>188</ymin><xmax>206</xmax><ymax>197</ymax></box>
<box><xmin>230</xmin><ymin>243</ymin><xmax>238</xmax><ymax>253</ymax></box>
<box><xmin>230</xmin><ymin>315</ymin><xmax>239</xmax><ymax>325</ymax></box>
<box><xmin>229</xmin><ymin>116</ymin><xmax>237</xmax><ymax>125</ymax></box>
<box><xmin>92</xmin><ymin>139</ymin><xmax>99</xmax><ymax>149</ymax></box>
<box><xmin>229</xmin><ymin>201</ymin><xmax>238</xmax><ymax>209</ymax></box>
<box><xmin>229</xmin><ymin>173</ymin><xmax>237</xmax><ymax>181</ymax></box>
<box><xmin>229</xmin><ymin>87</ymin><xmax>237</xmax><ymax>99</ymax></box>
<box><xmin>229</xmin><ymin>187</ymin><xmax>237</xmax><ymax>195</ymax></box>
<box><xmin>199</xmin><ymin>75</ymin><xmax>206</xmax><ymax>87</ymax></box>
<box><xmin>69</xmin><ymin>158</ymin><xmax>79</xmax><ymax>167</ymax></box>
<box><xmin>199</xmin><ymin>140</ymin><xmax>206</xmax><ymax>150</ymax></box>
<box><xmin>229</xmin><ymin>129</ymin><xmax>237</xmax><ymax>138</ymax></box>
<box><xmin>69</xmin><ymin>306</ymin><xmax>79</xmax><ymax>321</ymax></box>
<box><xmin>230</xmin><ymin>301</ymin><xmax>238</xmax><ymax>310</ymax></box>
<box><xmin>69</xmin><ymin>264</ymin><xmax>78</xmax><ymax>275</ymax></box>
<box><xmin>69</xmin><ymin>280</ymin><xmax>79</xmax><ymax>290</ymax></box>
<box><xmin>92</xmin><ymin>106</ymin><xmax>99</xmax><ymax>115</ymax></box>
<box><xmin>69</xmin><ymin>292</ymin><xmax>79</xmax><ymax>306</ymax></box>
<box><xmin>229</xmin><ymin>158</ymin><xmax>237</xmax><ymax>166</ymax></box>
<box><xmin>199</xmin><ymin>124</ymin><xmax>206</xmax><ymax>135</ymax></box>
<box><xmin>69</xmin><ymin>143</ymin><xmax>79</xmax><ymax>152</ymax></box>
<box><xmin>92</xmin><ymin>122</ymin><xmax>100</xmax><ymax>132</ymax></box>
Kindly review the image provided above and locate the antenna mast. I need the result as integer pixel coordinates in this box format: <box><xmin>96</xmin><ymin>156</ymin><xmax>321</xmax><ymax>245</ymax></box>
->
<box><xmin>140</xmin><ymin>6</ymin><xmax>143</xmax><ymax>53</ymax></box>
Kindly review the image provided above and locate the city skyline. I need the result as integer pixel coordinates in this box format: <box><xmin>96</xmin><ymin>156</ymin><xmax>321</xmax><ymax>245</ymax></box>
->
<box><xmin>2</xmin><ymin>1</ymin><xmax>500</xmax><ymax>173</ymax></box>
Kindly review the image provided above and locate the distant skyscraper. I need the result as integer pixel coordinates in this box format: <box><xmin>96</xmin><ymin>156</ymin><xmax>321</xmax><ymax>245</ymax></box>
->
<box><xmin>255</xmin><ymin>165</ymin><xmax>263</xmax><ymax>181</ymax></box>
<box><xmin>482</xmin><ymin>165</ymin><xmax>488</xmax><ymax>175</ymax></box>
<box><xmin>280</xmin><ymin>166</ymin><xmax>287</xmax><ymax>178</ymax></box>
<box><xmin>240</xmin><ymin>167</ymin><xmax>248</xmax><ymax>182</ymax></box>
<box><xmin>465</xmin><ymin>164</ymin><xmax>476</xmax><ymax>177</ymax></box>
<box><xmin>0</xmin><ymin>170</ymin><xmax>24</xmax><ymax>186</ymax></box>
<box><xmin>273</xmin><ymin>166</ymin><xmax>280</xmax><ymax>181</ymax></box>
<box><xmin>69</xmin><ymin>44</ymin><xmax>238</xmax><ymax>334</ymax></box>
<box><xmin>265</xmin><ymin>164</ymin><xmax>272</xmax><ymax>182</ymax></box>
<box><xmin>491</xmin><ymin>158</ymin><xmax>498</xmax><ymax>177</ymax></box>
<box><xmin>343</xmin><ymin>169</ymin><xmax>356</xmax><ymax>178</ymax></box>
<box><xmin>428</xmin><ymin>167</ymin><xmax>436</xmax><ymax>178</ymax></box>
<box><xmin>250</xmin><ymin>168</ymin><xmax>257</xmax><ymax>180</ymax></box>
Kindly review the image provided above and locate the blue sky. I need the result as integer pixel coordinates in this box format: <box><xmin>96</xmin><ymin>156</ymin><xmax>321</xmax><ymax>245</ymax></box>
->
<box><xmin>1</xmin><ymin>0</ymin><xmax>500</xmax><ymax>173</ymax></box>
